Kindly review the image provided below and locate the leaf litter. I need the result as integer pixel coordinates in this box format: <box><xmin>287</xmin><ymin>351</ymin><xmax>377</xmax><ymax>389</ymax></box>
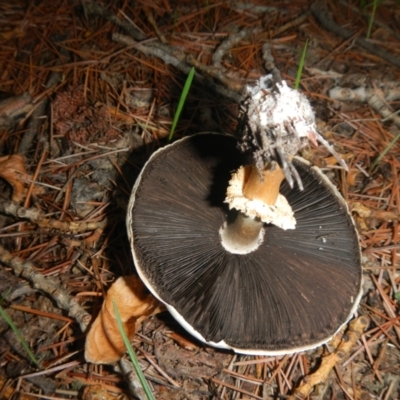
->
<box><xmin>0</xmin><ymin>0</ymin><xmax>399</xmax><ymax>399</ymax></box>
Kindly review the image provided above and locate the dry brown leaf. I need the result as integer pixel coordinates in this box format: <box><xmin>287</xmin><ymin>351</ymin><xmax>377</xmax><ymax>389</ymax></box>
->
<box><xmin>85</xmin><ymin>275</ymin><xmax>164</xmax><ymax>364</ymax></box>
<box><xmin>0</xmin><ymin>154</ymin><xmax>31</xmax><ymax>202</ymax></box>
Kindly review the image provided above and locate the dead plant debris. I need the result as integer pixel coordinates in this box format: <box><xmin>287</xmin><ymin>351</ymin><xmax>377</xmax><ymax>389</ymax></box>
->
<box><xmin>0</xmin><ymin>0</ymin><xmax>399</xmax><ymax>399</ymax></box>
<box><xmin>0</xmin><ymin>155</ymin><xmax>33</xmax><ymax>202</ymax></box>
<box><xmin>52</xmin><ymin>86</ymin><xmax>121</xmax><ymax>145</ymax></box>
<box><xmin>85</xmin><ymin>275</ymin><xmax>164</xmax><ymax>364</ymax></box>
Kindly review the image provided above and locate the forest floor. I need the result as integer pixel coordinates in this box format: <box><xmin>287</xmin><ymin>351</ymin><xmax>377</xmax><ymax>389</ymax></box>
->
<box><xmin>0</xmin><ymin>1</ymin><xmax>400</xmax><ymax>399</ymax></box>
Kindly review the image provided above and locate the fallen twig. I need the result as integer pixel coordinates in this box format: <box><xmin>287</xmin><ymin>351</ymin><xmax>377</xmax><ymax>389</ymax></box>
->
<box><xmin>329</xmin><ymin>84</ymin><xmax>400</xmax><ymax>128</ymax></box>
<box><xmin>0</xmin><ymin>244</ymin><xmax>91</xmax><ymax>332</ymax></box>
<box><xmin>311</xmin><ymin>1</ymin><xmax>400</xmax><ymax>69</ymax></box>
<box><xmin>82</xmin><ymin>0</ymin><xmax>146</xmax><ymax>41</ymax></box>
<box><xmin>111</xmin><ymin>32</ymin><xmax>243</xmax><ymax>103</ymax></box>
<box><xmin>291</xmin><ymin>315</ymin><xmax>370</xmax><ymax>399</ymax></box>
<box><xmin>0</xmin><ymin>200</ymin><xmax>107</xmax><ymax>233</ymax></box>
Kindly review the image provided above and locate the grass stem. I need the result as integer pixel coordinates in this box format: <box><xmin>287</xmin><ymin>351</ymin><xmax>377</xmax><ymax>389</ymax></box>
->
<box><xmin>294</xmin><ymin>39</ymin><xmax>308</xmax><ymax>90</ymax></box>
<box><xmin>168</xmin><ymin>67</ymin><xmax>195</xmax><ymax>142</ymax></box>
<box><xmin>113</xmin><ymin>299</ymin><xmax>155</xmax><ymax>400</ymax></box>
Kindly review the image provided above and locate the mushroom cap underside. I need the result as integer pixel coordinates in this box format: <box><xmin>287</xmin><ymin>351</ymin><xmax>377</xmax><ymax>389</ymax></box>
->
<box><xmin>127</xmin><ymin>133</ymin><xmax>362</xmax><ymax>354</ymax></box>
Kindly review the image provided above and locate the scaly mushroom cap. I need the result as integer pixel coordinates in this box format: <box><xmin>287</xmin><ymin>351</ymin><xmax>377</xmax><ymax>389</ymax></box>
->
<box><xmin>126</xmin><ymin>133</ymin><xmax>362</xmax><ymax>355</ymax></box>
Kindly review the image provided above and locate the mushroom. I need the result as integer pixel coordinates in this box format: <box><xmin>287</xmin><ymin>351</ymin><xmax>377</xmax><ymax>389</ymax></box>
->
<box><xmin>126</xmin><ymin>133</ymin><xmax>362</xmax><ymax>355</ymax></box>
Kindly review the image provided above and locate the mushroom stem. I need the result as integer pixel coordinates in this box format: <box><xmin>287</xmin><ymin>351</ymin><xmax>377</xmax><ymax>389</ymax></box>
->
<box><xmin>220</xmin><ymin>212</ymin><xmax>264</xmax><ymax>255</ymax></box>
<box><xmin>220</xmin><ymin>163</ymin><xmax>295</xmax><ymax>254</ymax></box>
<box><xmin>243</xmin><ymin>164</ymin><xmax>285</xmax><ymax>204</ymax></box>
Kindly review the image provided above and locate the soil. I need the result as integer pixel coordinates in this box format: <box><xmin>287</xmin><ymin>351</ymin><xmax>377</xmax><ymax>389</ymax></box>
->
<box><xmin>0</xmin><ymin>1</ymin><xmax>399</xmax><ymax>399</ymax></box>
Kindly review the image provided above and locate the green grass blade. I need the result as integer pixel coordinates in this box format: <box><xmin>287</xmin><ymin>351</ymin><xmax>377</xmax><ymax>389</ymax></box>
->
<box><xmin>168</xmin><ymin>67</ymin><xmax>195</xmax><ymax>142</ymax></box>
<box><xmin>366</xmin><ymin>0</ymin><xmax>378</xmax><ymax>39</ymax></box>
<box><xmin>294</xmin><ymin>39</ymin><xmax>308</xmax><ymax>90</ymax></box>
<box><xmin>112</xmin><ymin>299</ymin><xmax>155</xmax><ymax>400</ymax></box>
<box><xmin>370</xmin><ymin>131</ymin><xmax>400</xmax><ymax>171</ymax></box>
<box><xmin>0</xmin><ymin>303</ymin><xmax>40</xmax><ymax>367</ymax></box>
<box><xmin>172</xmin><ymin>9</ymin><xmax>178</xmax><ymax>36</ymax></box>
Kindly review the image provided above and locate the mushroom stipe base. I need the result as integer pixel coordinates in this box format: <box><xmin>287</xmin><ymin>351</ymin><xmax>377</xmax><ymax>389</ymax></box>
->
<box><xmin>127</xmin><ymin>133</ymin><xmax>363</xmax><ymax>355</ymax></box>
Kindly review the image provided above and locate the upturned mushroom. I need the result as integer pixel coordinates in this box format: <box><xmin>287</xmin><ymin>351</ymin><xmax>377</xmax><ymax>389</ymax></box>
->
<box><xmin>126</xmin><ymin>132</ymin><xmax>362</xmax><ymax>354</ymax></box>
<box><xmin>126</xmin><ymin>77</ymin><xmax>362</xmax><ymax>355</ymax></box>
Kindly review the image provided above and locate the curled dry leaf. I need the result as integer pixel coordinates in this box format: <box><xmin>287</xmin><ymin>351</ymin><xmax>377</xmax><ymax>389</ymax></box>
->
<box><xmin>0</xmin><ymin>154</ymin><xmax>31</xmax><ymax>202</ymax></box>
<box><xmin>85</xmin><ymin>275</ymin><xmax>164</xmax><ymax>364</ymax></box>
